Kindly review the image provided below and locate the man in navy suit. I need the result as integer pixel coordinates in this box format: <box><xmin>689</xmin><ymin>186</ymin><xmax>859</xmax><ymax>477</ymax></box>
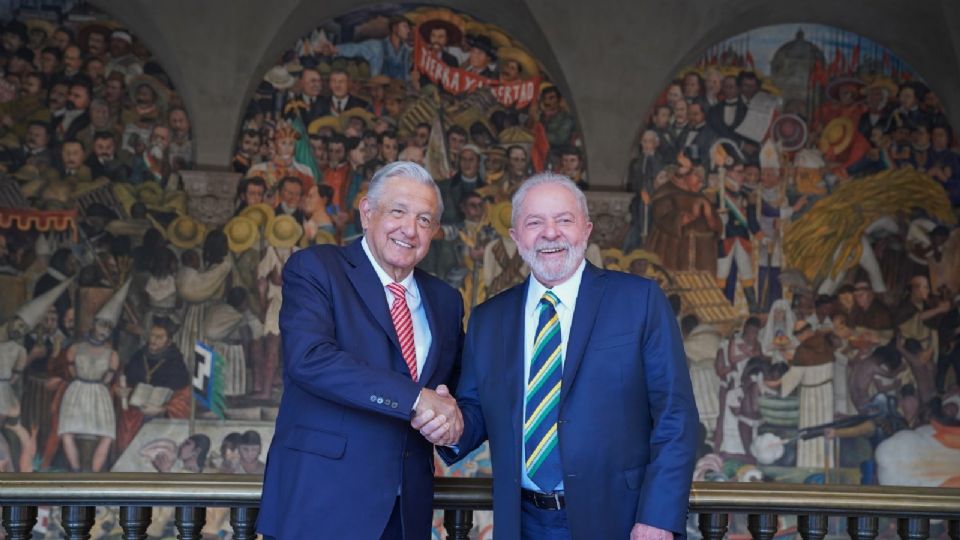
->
<box><xmin>258</xmin><ymin>161</ymin><xmax>465</xmax><ymax>539</ymax></box>
<box><xmin>418</xmin><ymin>173</ymin><xmax>699</xmax><ymax>539</ymax></box>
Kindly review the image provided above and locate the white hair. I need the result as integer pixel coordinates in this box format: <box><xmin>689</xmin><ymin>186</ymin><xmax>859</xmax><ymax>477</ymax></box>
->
<box><xmin>511</xmin><ymin>172</ymin><xmax>589</xmax><ymax>227</ymax></box>
<box><xmin>366</xmin><ymin>160</ymin><xmax>443</xmax><ymax>218</ymax></box>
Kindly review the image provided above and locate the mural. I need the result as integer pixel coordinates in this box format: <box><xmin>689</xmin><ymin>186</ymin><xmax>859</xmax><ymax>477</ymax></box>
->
<box><xmin>0</xmin><ymin>2</ymin><xmax>584</xmax><ymax>538</ymax></box>
<box><xmin>620</xmin><ymin>23</ymin><xmax>960</xmax><ymax>502</ymax></box>
<box><xmin>1</xmin><ymin>0</ymin><xmax>958</xmax><ymax>537</ymax></box>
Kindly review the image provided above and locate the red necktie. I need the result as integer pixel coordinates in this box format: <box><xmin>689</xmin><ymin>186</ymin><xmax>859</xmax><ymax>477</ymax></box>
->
<box><xmin>387</xmin><ymin>282</ymin><xmax>418</xmax><ymax>381</ymax></box>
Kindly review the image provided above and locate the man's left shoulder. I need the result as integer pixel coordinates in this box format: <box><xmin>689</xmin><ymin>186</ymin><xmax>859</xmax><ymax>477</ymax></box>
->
<box><xmin>415</xmin><ymin>269</ymin><xmax>461</xmax><ymax>303</ymax></box>
<box><xmin>602</xmin><ymin>267</ymin><xmax>659</xmax><ymax>294</ymax></box>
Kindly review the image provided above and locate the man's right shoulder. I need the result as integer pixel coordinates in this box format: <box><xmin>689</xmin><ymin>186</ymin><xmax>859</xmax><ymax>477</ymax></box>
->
<box><xmin>472</xmin><ymin>282</ymin><xmax>524</xmax><ymax>322</ymax></box>
<box><xmin>287</xmin><ymin>244</ymin><xmax>350</xmax><ymax>274</ymax></box>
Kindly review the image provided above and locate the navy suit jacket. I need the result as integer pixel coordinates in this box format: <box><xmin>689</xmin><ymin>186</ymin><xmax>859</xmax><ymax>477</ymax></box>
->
<box><xmin>441</xmin><ymin>263</ymin><xmax>698</xmax><ymax>539</ymax></box>
<box><xmin>257</xmin><ymin>240</ymin><xmax>464</xmax><ymax>539</ymax></box>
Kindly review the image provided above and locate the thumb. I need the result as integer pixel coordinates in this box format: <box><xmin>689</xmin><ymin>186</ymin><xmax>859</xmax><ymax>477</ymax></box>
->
<box><xmin>436</xmin><ymin>384</ymin><xmax>450</xmax><ymax>397</ymax></box>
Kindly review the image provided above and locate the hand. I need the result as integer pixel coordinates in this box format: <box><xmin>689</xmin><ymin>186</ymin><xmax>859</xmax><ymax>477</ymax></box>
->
<box><xmin>140</xmin><ymin>404</ymin><xmax>165</xmax><ymax>417</ymax></box>
<box><xmin>631</xmin><ymin>523</ymin><xmax>673</xmax><ymax>540</ymax></box>
<box><xmin>411</xmin><ymin>385</ymin><xmax>463</xmax><ymax>446</ymax></box>
<box><xmin>115</xmin><ymin>385</ymin><xmax>132</xmax><ymax>400</ymax></box>
<box><xmin>152</xmin><ymin>452</ymin><xmax>172</xmax><ymax>472</ymax></box>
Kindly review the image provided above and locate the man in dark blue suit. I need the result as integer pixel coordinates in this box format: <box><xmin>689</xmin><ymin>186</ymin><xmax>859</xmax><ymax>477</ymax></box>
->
<box><xmin>419</xmin><ymin>173</ymin><xmax>699</xmax><ymax>539</ymax></box>
<box><xmin>258</xmin><ymin>161</ymin><xmax>465</xmax><ymax>539</ymax></box>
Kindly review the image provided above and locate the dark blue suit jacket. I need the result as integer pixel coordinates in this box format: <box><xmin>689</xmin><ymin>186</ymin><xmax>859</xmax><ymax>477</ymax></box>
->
<box><xmin>257</xmin><ymin>241</ymin><xmax>464</xmax><ymax>539</ymax></box>
<box><xmin>441</xmin><ymin>263</ymin><xmax>698</xmax><ymax>539</ymax></box>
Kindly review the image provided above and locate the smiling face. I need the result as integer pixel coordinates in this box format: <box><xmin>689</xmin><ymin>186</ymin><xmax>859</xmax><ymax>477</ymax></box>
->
<box><xmin>359</xmin><ymin>176</ymin><xmax>440</xmax><ymax>281</ymax></box>
<box><xmin>510</xmin><ymin>181</ymin><xmax>592</xmax><ymax>287</ymax></box>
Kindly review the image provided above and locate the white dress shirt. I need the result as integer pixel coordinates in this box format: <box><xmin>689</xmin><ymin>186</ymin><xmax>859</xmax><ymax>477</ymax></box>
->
<box><xmin>520</xmin><ymin>260</ymin><xmax>586</xmax><ymax>492</ymax></box>
<box><xmin>361</xmin><ymin>237</ymin><xmax>431</xmax><ymax>378</ymax></box>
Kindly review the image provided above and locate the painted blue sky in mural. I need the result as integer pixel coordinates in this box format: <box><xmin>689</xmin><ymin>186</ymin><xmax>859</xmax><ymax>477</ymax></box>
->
<box><xmin>704</xmin><ymin>23</ymin><xmax>918</xmax><ymax>82</ymax></box>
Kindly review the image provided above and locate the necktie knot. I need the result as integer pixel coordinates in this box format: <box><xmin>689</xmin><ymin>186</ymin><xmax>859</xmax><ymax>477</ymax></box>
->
<box><xmin>387</xmin><ymin>282</ymin><xmax>406</xmax><ymax>300</ymax></box>
<box><xmin>541</xmin><ymin>290</ymin><xmax>560</xmax><ymax>310</ymax></box>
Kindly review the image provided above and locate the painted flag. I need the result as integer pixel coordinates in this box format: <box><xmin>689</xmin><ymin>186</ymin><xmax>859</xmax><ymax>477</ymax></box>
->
<box><xmin>850</xmin><ymin>44</ymin><xmax>861</xmax><ymax>72</ymax></box>
<box><xmin>531</xmin><ymin>121</ymin><xmax>550</xmax><ymax>173</ymax></box>
<box><xmin>745</xmin><ymin>51</ymin><xmax>756</xmax><ymax>69</ymax></box>
<box><xmin>194</xmin><ymin>341</ymin><xmax>225</xmax><ymax>419</ymax></box>
<box><xmin>424</xmin><ymin>109</ymin><xmax>452</xmax><ymax>180</ymax></box>
<box><xmin>292</xmin><ymin>115</ymin><xmax>321</xmax><ymax>181</ymax></box>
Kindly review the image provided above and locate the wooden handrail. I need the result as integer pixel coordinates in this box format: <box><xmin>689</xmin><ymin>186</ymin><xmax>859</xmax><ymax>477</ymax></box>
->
<box><xmin>1</xmin><ymin>474</ymin><xmax>959</xmax><ymax>517</ymax></box>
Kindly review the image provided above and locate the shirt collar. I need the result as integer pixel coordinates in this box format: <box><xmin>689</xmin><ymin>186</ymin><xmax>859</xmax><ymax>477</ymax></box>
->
<box><xmin>360</xmin><ymin>237</ymin><xmax>420</xmax><ymax>301</ymax></box>
<box><xmin>525</xmin><ymin>259</ymin><xmax>586</xmax><ymax>317</ymax></box>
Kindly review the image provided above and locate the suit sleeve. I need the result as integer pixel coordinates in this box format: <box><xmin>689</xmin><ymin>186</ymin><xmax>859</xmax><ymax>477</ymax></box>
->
<box><xmin>635</xmin><ymin>282</ymin><xmax>700</xmax><ymax>534</ymax></box>
<box><xmin>438</xmin><ymin>305</ymin><xmax>488</xmax><ymax>465</ymax></box>
<box><xmin>280</xmin><ymin>250</ymin><xmax>421</xmax><ymax>421</ymax></box>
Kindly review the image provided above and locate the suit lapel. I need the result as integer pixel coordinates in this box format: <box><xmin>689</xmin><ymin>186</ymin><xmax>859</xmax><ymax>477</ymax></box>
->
<box><xmin>416</xmin><ymin>271</ymin><xmax>441</xmax><ymax>386</ymax></box>
<box><xmin>561</xmin><ymin>263</ymin><xmax>606</xmax><ymax>404</ymax></box>
<box><xmin>502</xmin><ymin>280</ymin><xmax>528</xmax><ymax>459</ymax></box>
<box><xmin>343</xmin><ymin>240</ymin><xmax>401</xmax><ymax>353</ymax></box>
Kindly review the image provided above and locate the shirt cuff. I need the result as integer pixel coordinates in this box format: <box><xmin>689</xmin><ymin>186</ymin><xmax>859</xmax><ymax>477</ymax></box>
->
<box><xmin>412</xmin><ymin>391</ymin><xmax>421</xmax><ymax>413</ymax></box>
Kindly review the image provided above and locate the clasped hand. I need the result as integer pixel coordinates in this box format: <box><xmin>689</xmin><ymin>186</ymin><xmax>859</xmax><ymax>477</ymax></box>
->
<box><xmin>411</xmin><ymin>384</ymin><xmax>462</xmax><ymax>446</ymax></box>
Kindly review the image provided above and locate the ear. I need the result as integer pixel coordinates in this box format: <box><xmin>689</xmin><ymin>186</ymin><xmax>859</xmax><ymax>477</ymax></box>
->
<box><xmin>358</xmin><ymin>197</ymin><xmax>372</xmax><ymax>230</ymax></box>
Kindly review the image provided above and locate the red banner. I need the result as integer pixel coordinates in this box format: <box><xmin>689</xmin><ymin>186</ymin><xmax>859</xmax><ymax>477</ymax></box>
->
<box><xmin>414</xmin><ymin>32</ymin><xmax>539</xmax><ymax>109</ymax></box>
<box><xmin>0</xmin><ymin>208</ymin><xmax>78</xmax><ymax>236</ymax></box>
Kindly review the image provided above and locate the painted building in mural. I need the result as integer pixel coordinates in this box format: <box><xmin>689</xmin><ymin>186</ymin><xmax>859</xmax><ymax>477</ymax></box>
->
<box><xmin>0</xmin><ymin>0</ymin><xmax>957</xmax><ymax>536</ymax></box>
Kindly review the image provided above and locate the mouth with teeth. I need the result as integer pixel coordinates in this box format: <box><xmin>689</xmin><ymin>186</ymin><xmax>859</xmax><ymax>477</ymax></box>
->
<box><xmin>391</xmin><ymin>238</ymin><xmax>415</xmax><ymax>249</ymax></box>
<box><xmin>536</xmin><ymin>244</ymin><xmax>568</xmax><ymax>257</ymax></box>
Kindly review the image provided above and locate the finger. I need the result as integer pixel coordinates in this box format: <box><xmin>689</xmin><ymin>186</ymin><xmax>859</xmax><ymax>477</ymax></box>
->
<box><xmin>435</xmin><ymin>384</ymin><xmax>450</xmax><ymax>397</ymax></box>
<box><xmin>423</xmin><ymin>422</ymin><xmax>450</xmax><ymax>443</ymax></box>
<box><xmin>420</xmin><ymin>414</ymin><xmax>447</xmax><ymax>436</ymax></box>
<box><xmin>410</xmin><ymin>408</ymin><xmax>437</xmax><ymax>430</ymax></box>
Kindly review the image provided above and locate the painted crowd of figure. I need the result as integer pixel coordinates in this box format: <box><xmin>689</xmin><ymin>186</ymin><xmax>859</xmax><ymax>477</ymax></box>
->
<box><xmin>0</xmin><ymin>4</ymin><xmax>590</xmax><ymax>485</ymax></box>
<box><xmin>621</xmin><ymin>29</ymin><xmax>960</xmax><ymax>485</ymax></box>
<box><xmin>230</xmin><ymin>6</ymin><xmax>588</xmax><ymax>316</ymax></box>
<box><xmin>0</xmin><ymin>2</ymin><xmax>959</xmax><ymax>502</ymax></box>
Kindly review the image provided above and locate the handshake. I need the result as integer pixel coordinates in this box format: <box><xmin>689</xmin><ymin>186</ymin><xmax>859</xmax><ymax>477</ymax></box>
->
<box><xmin>411</xmin><ymin>384</ymin><xmax>463</xmax><ymax>446</ymax></box>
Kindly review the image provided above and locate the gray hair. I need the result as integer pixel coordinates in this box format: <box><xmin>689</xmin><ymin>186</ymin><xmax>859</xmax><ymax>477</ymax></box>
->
<box><xmin>366</xmin><ymin>160</ymin><xmax>444</xmax><ymax>218</ymax></box>
<box><xmin>511</xmin><ymin>172</ymin><xmax>589</xmax><ymax>227</ymax></box>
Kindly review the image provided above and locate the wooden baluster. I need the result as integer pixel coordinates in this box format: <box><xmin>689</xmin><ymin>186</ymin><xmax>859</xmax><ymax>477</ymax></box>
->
<box><xmin>748</xmin><ymin>513</ymin><xmax>778</xmax><ymax>540</ymax></box>
<box><xmin>119</xmin><ymin>506</ymin><xmax>152</xmax><ymax>540</ymax></box>
<box><xmin>61</xmin><ymin>505</ymin><xmax>96</xmax><ymax>540</ymax></box>
<box><xmin>947</xmin><ymin>520</ymin><xmax>959</xmax><ymax>540</ymax></box>
<box><xmin>443</xmin><ymin>509</ymin><xmax>474</xmax><ymax>540</ymax></box>
<box><xmin>175</xmin><ymin>507</ymin><xmax>207</xmax><ymax>540</ymax></box>
<box><xmin>1</xmin><ymin>505</ymin><xmax>38</xmax><ymax>540</ymax></box>
<box><xmin>229</xmin><ymin>507</ymin><xmax>259</xmax><ymax>540</ymax></box>
<box><xmin>848</xmin><ymin>516</ymin><xmax>879</xmax><ymax>540</ymax></box>
<box><xmin>699</xmin><ymin>512</ymin><xmax>729</xmax><ymax>540</ymax></box>
<box><xmin>897</xmin><ymin>517</ymin><xmax>930</xmax><ymax>540</ymax></box>
<box><xmin>798</xmin><ymin>514</ymin><xmax>828</xmax><ymax>540</ymax></box>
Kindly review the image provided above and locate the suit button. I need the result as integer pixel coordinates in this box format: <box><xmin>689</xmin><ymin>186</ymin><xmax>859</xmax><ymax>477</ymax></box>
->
<box><xmin>370</xmin><ymin>395</ymin><xmax>377</xmax><ymax>402</ymax></box>
<box><xmin>384</xmin><ymin>399</ymin><xmax>392</xmax><ymax>406</ymax></box>
<box><xmin>391</xmin><ymin>402</ymin><xmax>398</xmax><ymax>409</ymax></box>
<box><xmin>377</xmin><ymin>397</ymin><xmax>384</xmax><ymax>404</ymax></box>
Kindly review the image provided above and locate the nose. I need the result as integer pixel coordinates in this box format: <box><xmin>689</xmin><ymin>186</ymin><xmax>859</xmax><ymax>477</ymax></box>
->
<box><xmin>541</xmin><ymin>219</ymin><xmax>560</xmax><ymax>239</ymax></box>
<box><xmin>399</xmin><ymin>214</ymin><xmax>417</xmax><ymax>237</ymax></box>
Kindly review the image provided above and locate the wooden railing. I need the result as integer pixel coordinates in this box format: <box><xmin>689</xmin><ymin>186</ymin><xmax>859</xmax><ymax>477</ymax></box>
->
<box><xmin>1</xmin><ymin>475</ymin><xmax>959</xmax><ymax>539</ymax></box>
